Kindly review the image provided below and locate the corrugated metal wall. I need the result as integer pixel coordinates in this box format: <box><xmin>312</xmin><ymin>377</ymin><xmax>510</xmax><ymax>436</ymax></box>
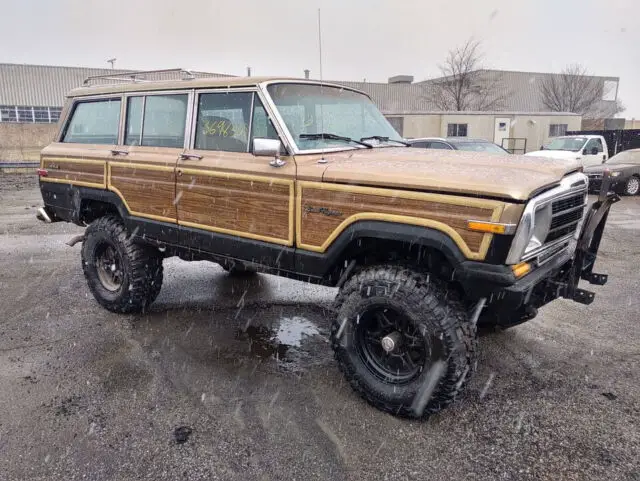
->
<box><xmin>0</xmin><ymin>64</ymin><xmax>232</xmax><ymax>107</ymax></box>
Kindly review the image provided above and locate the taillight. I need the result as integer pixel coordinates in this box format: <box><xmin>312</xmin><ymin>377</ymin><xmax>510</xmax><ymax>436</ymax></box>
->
<box><xmin>37</xmin><ymin>168</ymin><xmax>48</xmax><ymax>177</ymax></box>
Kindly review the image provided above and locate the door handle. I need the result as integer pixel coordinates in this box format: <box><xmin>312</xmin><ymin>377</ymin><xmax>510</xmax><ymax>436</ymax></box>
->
<box><xmin>110</xmin><ymin>149</ymin><xmax>129</xmax><ymax>156</ymax></box>
<box><xmin>179</xmin><ymin>153</ymin><xmax>203</xmax><ymax>161</ymax></box>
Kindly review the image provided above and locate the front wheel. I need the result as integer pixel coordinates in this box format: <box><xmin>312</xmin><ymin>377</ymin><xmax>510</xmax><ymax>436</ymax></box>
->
<box><xmin>624</xmin><ymin>176</ymin><xmax>640</xmax><ymax>196</ymax></box>
<box><xmin>331</xmin><ymin>265</ymin><xmax>477</xmax><ymax>418</ymax></box>
<box><xmin>81</xmin><ymin>216</ymin><xmax>163</xmax><ymax>313</ymax></box>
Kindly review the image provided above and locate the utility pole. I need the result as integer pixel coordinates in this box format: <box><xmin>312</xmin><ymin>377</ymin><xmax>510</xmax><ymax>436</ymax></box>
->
<box><xmin>107</xmin><ymin>58</ymin><xmax>116</xmax><ymax>69</ymax></box>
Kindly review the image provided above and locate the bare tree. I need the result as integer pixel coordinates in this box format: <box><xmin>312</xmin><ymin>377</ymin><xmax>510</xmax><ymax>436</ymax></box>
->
<box><xmin>427</xmin><ymin>39</ymin><xmax>506</xmax><ymax>111</ymax></box>
<box><xmin>539</xmin><ymin>64</ymin><xmax>624</xmax><ymax>118</ymax></box>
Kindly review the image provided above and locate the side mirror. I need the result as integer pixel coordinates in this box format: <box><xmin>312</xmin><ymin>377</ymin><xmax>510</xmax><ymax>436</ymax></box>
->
<box><xmin>591</xmin><ymin>147</ymin><xmax>599</xmax><ymax>155</ymax></box>
<box><xmin>582</xmin><ymin>148</ymin><xmax>588</xmax><ymax>155</ymax></box>
<box><xmin>253</xmin><ymin>138</ymin><xmax>286</xmax><ymax>167</ymax></box>
<box><xmin>540</xmin><ymin>145</ymin><xmax>544</xmax><ymax>150</ymax></box>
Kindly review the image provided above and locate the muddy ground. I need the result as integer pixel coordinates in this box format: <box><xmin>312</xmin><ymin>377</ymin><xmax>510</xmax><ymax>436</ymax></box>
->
<box><xmin>0</xmin><ymin>173</ymin><xmax>639</xmax><ymax>481</ymax></box>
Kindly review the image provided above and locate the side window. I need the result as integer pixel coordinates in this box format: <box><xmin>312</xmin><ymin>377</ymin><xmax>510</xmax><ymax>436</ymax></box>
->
<box><xmin>429</xmin><ymin>142</ymin><xmax>453</xmax><ymax>150</ymax></box>
<box><xmin>410</xmin><ymin>141</ymin><xmax>428</xmax><ymax>148</ymax></box>
<box><xmin>62</xmin><ymin>99</ymin><xmax>121</xmax><ymax>144</ymax></box>
<box><xmin>195</xmin><ymin>92</ymin><xmax>252</xmax><ymax>152</ymax></box>
<box><xmin>584</xmin><ymin>138</ymin><xmax>604</xmax><ymax>153</ymax></box>
<box><xmin>251</xmin><ymin>96</ymin><xmax>281</xmax><ymax>142</ymax></box>
<box><xmin>124</xmin><ymin>94</ymin><xmax>188</xmax><ymax>148</ymax></box>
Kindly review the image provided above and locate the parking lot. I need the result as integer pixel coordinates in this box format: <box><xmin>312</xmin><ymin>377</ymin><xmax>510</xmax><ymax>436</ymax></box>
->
<box><xmin>0</xmin><ymin>173</ymin><xmax>639</xmax><ymax>481</ymax></box>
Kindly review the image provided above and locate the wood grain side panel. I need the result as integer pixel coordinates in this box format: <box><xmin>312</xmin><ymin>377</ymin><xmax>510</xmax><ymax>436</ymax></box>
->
<box><xmin>41</xmin><ymin>158</ymin><xmax>105</xmax><ymax>187</ymax></box>
<box><xmin>177</xmin><ymin>173</ymin><xmax>291</xmax><ymax>242</ymax></box>
<box><xmin>110</xmin><ymin>165</ymin><xmax>177</xmax><ymax>220</ymax></box>
<box><xmin>300</xmin><ymin>187</ymin><xmax>492</xmax><ymax>252</ymax></box>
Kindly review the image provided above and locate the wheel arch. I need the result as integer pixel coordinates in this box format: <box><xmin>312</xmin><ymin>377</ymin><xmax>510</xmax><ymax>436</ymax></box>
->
<box><xmin>299</xmin><ymin>220</ymin><xmax>468</xmax><ymax>285</ymax></box>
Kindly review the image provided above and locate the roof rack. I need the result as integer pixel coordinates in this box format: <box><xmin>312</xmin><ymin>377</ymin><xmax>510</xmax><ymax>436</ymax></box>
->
<box><xmin>82</xmin><ymin>68</ymin><xmax>196</xmax><ymax>86</ymax></box>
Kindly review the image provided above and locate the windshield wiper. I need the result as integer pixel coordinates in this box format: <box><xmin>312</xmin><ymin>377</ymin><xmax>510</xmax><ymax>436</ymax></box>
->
<box><xmin>299</xmin><ymin>133</ymin><xmax>372</xmax><ymax>148</ymax></box>
<box><xmin>360</xmin><ymin>135</ymin><xmax>410</xmax><ymax>146</ymax></box>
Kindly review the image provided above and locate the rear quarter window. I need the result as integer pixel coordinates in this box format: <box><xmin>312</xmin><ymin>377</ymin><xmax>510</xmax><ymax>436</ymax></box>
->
<box><xmin>62</xmin><ymin>99</ymin><xmax>121</xmax><ymax>144</ymax></box>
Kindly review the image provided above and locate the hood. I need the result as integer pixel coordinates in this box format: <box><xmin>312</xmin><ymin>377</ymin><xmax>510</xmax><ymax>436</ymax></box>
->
<box><xmin>318</xmin><ymin>148</ymin><xmax>581</xmax><ymax>201</ymax></box>
<box><xmin>524</xmin><ymin>150</ymin><xmax>582</xmax><ymax>160</ymax></box>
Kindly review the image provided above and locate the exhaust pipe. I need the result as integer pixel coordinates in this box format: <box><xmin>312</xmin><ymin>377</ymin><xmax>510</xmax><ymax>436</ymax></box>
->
<box><xmin>66</xmin><ymin>234</ymin><xmax>85</xmax><ymax>247</ymax></box>
<box><xmin>36</xmin><ymin>207</ymin><xmax>52</xmax><ymax>223</ymax></box>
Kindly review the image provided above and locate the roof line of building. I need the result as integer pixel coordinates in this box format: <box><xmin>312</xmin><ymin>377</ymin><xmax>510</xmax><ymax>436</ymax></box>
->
<box><xmin>387</xmin><ymin>110</ymin><xmax>580</xmax><ymax>116</ymax></box>
<box><xmin>418</xmin><ymin>68</ymin><xmax>619</xmax><ymax>83</ymax></box>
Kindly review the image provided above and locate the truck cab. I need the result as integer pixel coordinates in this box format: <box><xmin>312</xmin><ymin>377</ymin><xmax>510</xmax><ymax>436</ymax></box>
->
<box><xmin>525</xmin><ymin>135</ymin><xmax>608</xmax><ymax>167</ymax></box>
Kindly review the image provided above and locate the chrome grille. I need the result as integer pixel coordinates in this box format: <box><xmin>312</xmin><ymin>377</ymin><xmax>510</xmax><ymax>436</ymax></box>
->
<box><xmin>509</xmin><ymin>173</ymin><xmax>589</xmax><ymax>265</ymax></box>
<box><xmin>545</xmin><ymin>193</ymin><xmax>586</xmax><ymax>244</ymax></box>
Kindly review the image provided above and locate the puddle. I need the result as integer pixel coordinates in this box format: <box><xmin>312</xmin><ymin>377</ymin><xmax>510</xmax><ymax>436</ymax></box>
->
<box><xmin>236</xmin><ymin>316</ymin><xmax>321</xmax><ymax>365</ymax></box>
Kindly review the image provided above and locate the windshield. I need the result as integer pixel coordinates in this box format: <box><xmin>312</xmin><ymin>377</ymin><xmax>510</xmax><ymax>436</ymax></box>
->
<box><xmin>266</xmin><ymin>83</ymin><xmax>402</xmax><ymax>151</ymax></box>
<box><xmin>543</xmin><ymin>137</ymin><xmax>587</xmax><ymax>152</ymax></box>
<box><xmin>606</xmin><ymin>150</ymin><xmax>640</xmax><ymax>164</ymax></box>
<box><xmin>453</xmin><ymin>142</ymin><xmax>509</xmax><ymax>154</ymax></box>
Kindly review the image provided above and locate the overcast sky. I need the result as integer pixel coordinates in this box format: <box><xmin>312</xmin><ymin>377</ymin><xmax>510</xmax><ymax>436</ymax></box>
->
<box><xmin>2</xmin><ymin>0</ymin><xmax>638</xmax><ymax>117</ymax></box>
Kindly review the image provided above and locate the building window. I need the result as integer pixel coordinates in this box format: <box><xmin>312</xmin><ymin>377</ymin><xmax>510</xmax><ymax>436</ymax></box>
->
<box><xmin>447</xmin><ymin>123</ymin><xmax>468</xmax><ymax>137</ymax></box>
<box><xmin>49</xmin><ymin>108</ymin><xmax>62</xmax><ymax>123</ymax></box>
<box><xmin>549</xmin><ymin>124</ymin><xmax>568</xmax><ymax>137</ymax></box>
<box><xmin>0</xmin><ymin>105</ymin><xmax>63</xmax><ymax>123</ymax></box>
<box><xmin>1</xmin><ymin>106</ymin><xmax>17</xmax><ymax>122</ymax></box>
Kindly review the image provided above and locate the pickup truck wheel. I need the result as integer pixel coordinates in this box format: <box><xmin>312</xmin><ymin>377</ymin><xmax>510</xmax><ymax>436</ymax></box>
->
<box><xmin>624</xmin><ymin>176</ymin><xmax>640</xmax><ymax>196</ymax></box>
<box><xmin>81</xmin><ymin>216</ymin><xmax>163</xmax><ymax>313</ymax></box>
<box><xmin>331</xmin><ymin>265</ymin><xmax>476</xmax><ymax>418</ymax></box>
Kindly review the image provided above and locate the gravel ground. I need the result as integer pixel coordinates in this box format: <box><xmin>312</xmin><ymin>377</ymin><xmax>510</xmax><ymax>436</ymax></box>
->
<box><xmin>1</xmin><ymin>173</ymin><xmax>639</xmax><ymax>481</ymax></box>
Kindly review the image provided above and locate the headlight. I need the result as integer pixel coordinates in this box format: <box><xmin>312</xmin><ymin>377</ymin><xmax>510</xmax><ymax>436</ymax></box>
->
<box><xmin>506</xmin><ymin>202</ymin><xmax>552</xmax><ymax>263</ymax></box>
<box><xmin>610</xmin><ymin>171</ymin><xmax>621</xmax><ymax>177</ymax></box>
<box><xmin>527</xmin><ymin>204</ymin><xmax>552</xmax><ymax>251</ymax></box>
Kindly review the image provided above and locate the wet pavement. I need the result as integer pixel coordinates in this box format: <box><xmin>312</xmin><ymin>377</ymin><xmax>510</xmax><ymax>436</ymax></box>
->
<box><xmin>1</xmin><ymin>173</ymin><xmax>639</xmax><ymax>480</ymax></box>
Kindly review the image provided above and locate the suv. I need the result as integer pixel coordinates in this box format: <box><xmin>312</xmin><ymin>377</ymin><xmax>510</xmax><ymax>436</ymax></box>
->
<box><xmin>407</xmin><ymin>137</ymin><xmax>510</xmax><ymax>154</ymax></box>
<box><xmin>36</xmin><ymin>70</ymin><xmax>618</xmax><ymax>419</ymax></box>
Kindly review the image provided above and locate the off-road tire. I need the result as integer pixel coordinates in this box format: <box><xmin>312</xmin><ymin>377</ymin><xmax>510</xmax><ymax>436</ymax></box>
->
<box><xmin>624</xmin><ymin>176</ymin><xmax>640</xmax><ymax>196</ymax></box>
<box><xmin>331</xmin><ymin>265</ymin><xmax>477</xmax><ymax>418</ymax></box>
<box><xmin>81</xmin><ymin>216</ymin><xmax>163</xmax><ymax>313</ymax></box>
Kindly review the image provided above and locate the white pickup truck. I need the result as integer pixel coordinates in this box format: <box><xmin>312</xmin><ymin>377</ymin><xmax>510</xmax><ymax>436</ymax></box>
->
<box><xmin>525</xmin><ymin>135</ymin><xmax>609</xmax><ymax>167</ymax></box>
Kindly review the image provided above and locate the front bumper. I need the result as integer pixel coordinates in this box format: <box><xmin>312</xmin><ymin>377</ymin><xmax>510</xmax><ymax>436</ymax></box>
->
<box><xmin>474</xmin><ymin>173</ymin><xmax>620</xmax><ymax>325</ymax></box>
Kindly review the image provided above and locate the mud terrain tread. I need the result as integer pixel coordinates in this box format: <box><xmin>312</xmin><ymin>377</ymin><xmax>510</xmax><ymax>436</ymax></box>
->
<box><xmin>81</xmin><ymin>216</ymin><xmax>163</xmax><ymax>313</ymax></box>
<box><xmin>330</xmin><ymin>265</ymin><xmax>476</xmax><ymax>418</ymax></box>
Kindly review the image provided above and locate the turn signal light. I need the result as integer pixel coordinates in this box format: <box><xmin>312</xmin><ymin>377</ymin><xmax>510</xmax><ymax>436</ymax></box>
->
<box><xmin>512</xmin><ymin>262</ymin><xmax>531</xmax><ymax>278</ymax></box>
<box><xmin>467</xmin><ymin>221</ymin><xmax>508</xmax><ymax>235</ymax></box>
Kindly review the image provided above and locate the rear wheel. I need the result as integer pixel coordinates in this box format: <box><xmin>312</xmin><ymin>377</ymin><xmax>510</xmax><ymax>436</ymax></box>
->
<box><xmin>624</xmin><ymin>176</ymin><xmax>640</xmax><ymax>196</ymax></box>
<box><xmin>331</xmin><ymin>265</ymin><xmax>477</xmax><ymax>418</ymax></box>
<box><xmin>81</xmin><ymin>216</ymin><xmax>163</xmax><ymax>313</ymax></box>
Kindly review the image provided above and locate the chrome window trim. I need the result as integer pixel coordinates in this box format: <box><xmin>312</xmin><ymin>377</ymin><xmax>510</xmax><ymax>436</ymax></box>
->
<box><xmin>506</xmin><ymin>172</ymin><xmax>588</xmax><ymax>264</ymax></box>
<box><xmin>258</xmin><ymin>80</ymin><xmax>389</xmax><ymax>155</ymax></box>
